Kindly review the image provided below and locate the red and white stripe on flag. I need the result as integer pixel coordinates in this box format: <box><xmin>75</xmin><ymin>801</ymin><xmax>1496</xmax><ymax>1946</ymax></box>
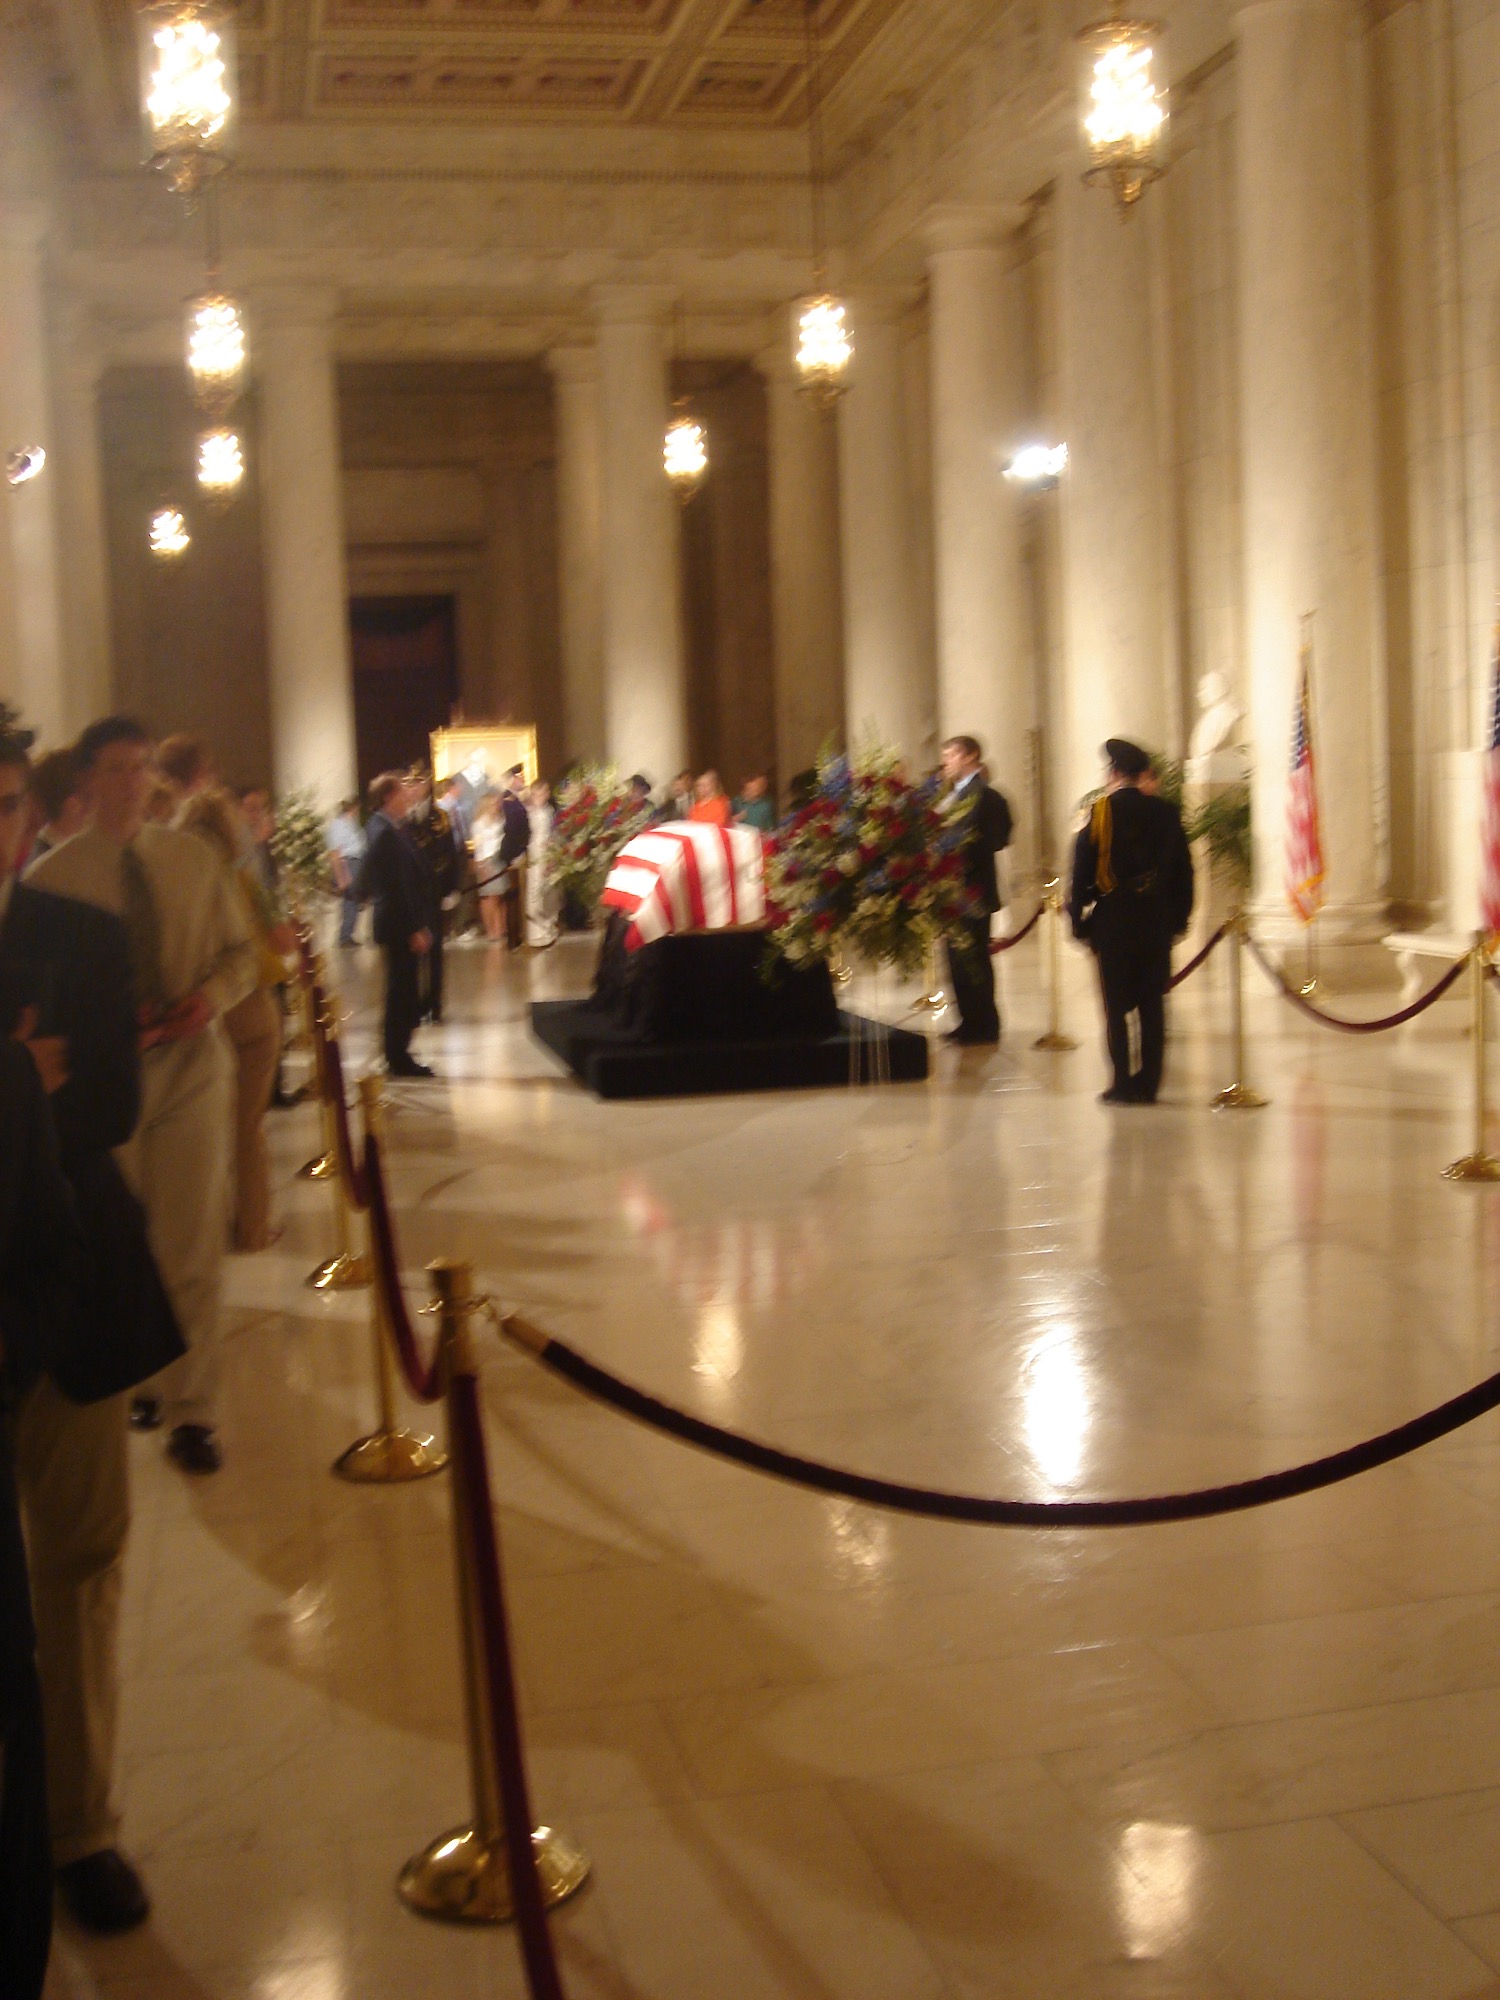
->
<box><xmin>1285</xmin><ymin>644</ymin><xmax>1325</xmax><ymax>924</ymax></box>
<box><xmin>601</xmin><ymin>822</ymin><xmax>767</xmax><ymax>951</ymax></box>
<box><xmin>1480</xmin><ymin>628</ymin><xmax>1500</xmax><ymax>939</ymax></box>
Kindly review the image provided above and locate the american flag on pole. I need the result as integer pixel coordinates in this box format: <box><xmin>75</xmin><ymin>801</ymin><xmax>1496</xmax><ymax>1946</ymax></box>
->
<box><xmin>1285</xmin><ymin>630</ymin><xmax>1325</xmax><ymax>923</ymax></box>
<box><xmin>1480</xmin><ymin>625</ymin><xmax>1500</xmax><ymax>940</ymax></box>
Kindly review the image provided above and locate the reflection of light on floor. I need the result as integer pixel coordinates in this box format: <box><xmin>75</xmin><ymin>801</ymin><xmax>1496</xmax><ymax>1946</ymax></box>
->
<box><xmin>618</xmin><ymin>1172</ymin><xmax>825</xmax><ymax>1307</ymax></box>
<box><xmin>1021</xmin><ymin>1330</ymin><xmax>1091</xmax><ymax>1489</ymax></box>
<box><xmin>693</xmin><ymin>1300</ymin><xmax>743</xmax><ymax>1404</ymax></box>
<box><xmin>254</xmin><ymin>1950</ymin><xmax>344</xmax><ymax>1999</ymax></box>
<box><xmin>824</xmin><ymin>1497</ymin><xmax>892</xmax><ymax>1583</ymax></box>
<box><xmin>1115</xmin><ymin>1821</ymin><xmax>1199</xmax><ymax>1960</ymax></box>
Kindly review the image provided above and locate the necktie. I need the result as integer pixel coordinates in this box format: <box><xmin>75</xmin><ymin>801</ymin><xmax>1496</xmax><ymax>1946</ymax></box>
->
<box><xmin>120</xmin><ymin>841</ymin><xmax>166</xmax><ymax>1014</ymax></box>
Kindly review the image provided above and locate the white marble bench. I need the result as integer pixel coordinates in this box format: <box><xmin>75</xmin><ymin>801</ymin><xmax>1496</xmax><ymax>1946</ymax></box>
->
<box><xmin>1383</xmin><ymin>929</ymin><xmax>1471</xmax><ymax>1006</ymax></box>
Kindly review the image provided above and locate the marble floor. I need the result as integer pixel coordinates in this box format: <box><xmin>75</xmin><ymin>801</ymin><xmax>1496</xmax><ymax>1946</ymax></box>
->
<box><xmin>43</xmin><ymin>923</ymin><xmax>1500</xmax><ymax>2000</ymax></box>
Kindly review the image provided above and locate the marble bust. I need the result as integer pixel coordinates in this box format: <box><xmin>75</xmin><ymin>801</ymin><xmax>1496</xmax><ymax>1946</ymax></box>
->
<box><xmin>1187</xmin><ymin>671</ymin><xmax>1248</xmax><ymax>785</ymax></box>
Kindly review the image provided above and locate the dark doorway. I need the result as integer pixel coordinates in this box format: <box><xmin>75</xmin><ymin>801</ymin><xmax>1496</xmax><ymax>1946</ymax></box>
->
<box><xmin>349</xmin><ymin>595</ymin><xmax>459</xmax><ymax>790</ymax></box>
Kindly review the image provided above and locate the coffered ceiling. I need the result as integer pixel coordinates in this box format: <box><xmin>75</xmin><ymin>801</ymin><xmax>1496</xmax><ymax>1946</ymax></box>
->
<box><xmin>80</xmin><ymin>0</ymin><xmax>920</xmax><ymax>130</ymax></box>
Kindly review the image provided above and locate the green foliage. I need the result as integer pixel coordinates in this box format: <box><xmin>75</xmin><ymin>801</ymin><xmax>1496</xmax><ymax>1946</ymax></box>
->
<box><xmin>271</xmin><ymin>790</ymin><xmax>333</xmax><ymax>903</ymax></box>
<box><xmin>548</xmin><ymin>765</ymin><xmax>654</xmax><ymax>911</ymax></box>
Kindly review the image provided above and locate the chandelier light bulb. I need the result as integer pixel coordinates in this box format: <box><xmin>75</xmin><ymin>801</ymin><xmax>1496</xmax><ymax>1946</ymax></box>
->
<box><xmin>1077</xmin><ymin>15</ymin><xmax>1167</xmax><ymax>212</ymax></box>
<box><xmin>149</xmin><ymin>506</ymin><xmax>191</xmax><ymax>559</ymax></box>
<box><xmin>5</xmin><ymin>447</ymin><xmax>45</xmax><ymax>487</ymax></box>
<box><xmin>186</xmin><ymin>292</ymin><xmax>247</xmax><ymax>415</ymax></box>
<box><xmin>1004</xmin><ymin>443</ymin><xmax>1069</xmax><ymax>489</ymax></box>
<box><xmin>137</xmin><ymin>2</ymin><xmax>236</xmax><ymax>197</ymax></box>
<box><xmin>794</xmin><ymin>296</ymin><xmax>853</xmax><ymax>409</ymax></box>
<box><xmin>196</xmin><ymin>426</ymin><xmax>244</xmax><ymax>503</ymax></box>
<box><xmin>664</xmin><ymin>414</ymin><xmax>708</xmax><ymax>499</ymax></box>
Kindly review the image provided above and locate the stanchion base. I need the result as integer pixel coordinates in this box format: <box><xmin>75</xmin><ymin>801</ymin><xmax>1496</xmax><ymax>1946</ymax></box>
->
<box><xmin>298</xmin><ymin>1152</ymin><xmax>338</xmax><ymax>1182</ymax></box>
<box><xmin>398</xmin><ymin>1823</ymin><xmax>590</xmax><ymax>1925</ymax></box>
<box><xmin>306</xmin><ymin>1251</ymin><xmax>372</xmax><ymax>1292</ymax></box>
<box><xmin>1442</xmin><ymin>1153</ymin><xmax>1500</xmax><ymax>1183</ymax></box>
<box><xmin>333</xmin><ymin>1430</ymin><xmax>448</xmax><ymax>1483</ymax></box>
<box><xmin>1212</xmin><ymin>1083</ymin><xmax>1269</xmax><ymax>1110</ymax></box>
<box><xmin>1032</xmin><ymin>1032</ymin><xmax>1079</xmax><ymax>1052</ymax></box>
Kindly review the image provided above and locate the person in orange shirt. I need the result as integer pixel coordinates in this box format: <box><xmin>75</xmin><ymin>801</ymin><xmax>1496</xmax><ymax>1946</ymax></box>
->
<box><xmin>688</xmin><ymin>771</ymin><xmax>731</xmax><ymax>827</ymax></box>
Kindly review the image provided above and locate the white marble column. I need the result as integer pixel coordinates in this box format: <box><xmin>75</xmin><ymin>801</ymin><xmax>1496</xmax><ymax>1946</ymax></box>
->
<box><xmin>926</xmin><ymin>207</ymin><xmax>1032</xmax><ymax>854</ymax></box>
<box><xmin>838</xmin><ymin>297</ymin><xmax>929</xmax><ymax>762</ymax></box>
<box><xmin>760</xmin><ymin>327</ymin><xmax>844</xmax><ymax>786</ymax></box>
<box><xmin>1055</xmin><ymin>170</ymin><xmax>1172</xmax><ymax>814</ymax></box>
<box><xmin>594</xmin><ymin>287</ymin><xmax>684</xmax><ymax>784</ymax></box>
<box><xmin>548</xmin><ymin>345</ymin><xmax>605</xmax><ymax>765</ymax></box>
<box><xmin>256</xmin><ymin>289</ymin><xmax>357</xmax><ymax>805</ymax></box>
<box><xmin>52</xmin><ymin>307</ymin><xmax>113</xmax><ymax>729</ymax></box>
<box><xmin>0</xmin><ymin>203</ymin><xmax>67</xmax><ymax>747</ymax></box>
<box><xmin>1235</xmin><ymin>0</ymin><xmax>1383</xmax><ymax>926</ymax></box>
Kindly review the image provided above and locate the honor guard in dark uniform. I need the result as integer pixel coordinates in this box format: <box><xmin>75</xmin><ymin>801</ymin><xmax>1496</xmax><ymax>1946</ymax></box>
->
<box><xmin>939</xmin><ymin>735</ymin><xmax>1013</xmax><ymax>1045</ymax></box>
<box><xmin>1069</xmin><ymin>738</ymin><xmax>1194</xmax><ymax>1103</ymax></box>
<box><xmin>405</xmin><ymin>767</ymin><xmax>460</xmax><ymax>1024</ymax></box>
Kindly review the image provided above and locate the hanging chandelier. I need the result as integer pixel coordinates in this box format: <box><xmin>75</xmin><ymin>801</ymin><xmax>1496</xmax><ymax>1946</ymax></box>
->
<box><xmin>1077</xmin><ymin>11</ymin><xmax>1167</xmax><ymax>212</ymax></box>
<box><xmin>136</xmin><ymin>1</ymin><xmax>236</xmax><ymax>199</ymax></box>
<box><xmin>792</xmin><ymin>0</ymin><xmax>851</xmax><ymax>407</ymax></box>
<box><xmin>149</xmin><ymin>506</ymin><xmax>191</xmax><ymax>559</ymax></box>
<box><xmin>185</xmin><ymin>289</ymin><xmax>247</xmax><ymax>417</ymax></box>
<box><xmin>196</xmin><ymin>426</ymin><xmax>244</xmax><ymax>504</ymax></box>
<box><xmin>664</xmin><ymin>411</ymin><xmax>708</xmax><ymax>501</ymax></box>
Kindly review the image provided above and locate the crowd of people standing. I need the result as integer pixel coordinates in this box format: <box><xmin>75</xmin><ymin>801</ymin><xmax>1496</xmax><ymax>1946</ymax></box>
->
<box><xmin>0</xmin><ymin>709</ymin><xmax>304</xmax><ymax>1993</ymax></box>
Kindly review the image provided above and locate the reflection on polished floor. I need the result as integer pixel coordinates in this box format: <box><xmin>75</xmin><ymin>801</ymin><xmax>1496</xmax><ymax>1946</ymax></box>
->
<box><xmin>44</xmin><ymin>932</ymin><xmax>1500</xmax><ymax>1999</ymax></box>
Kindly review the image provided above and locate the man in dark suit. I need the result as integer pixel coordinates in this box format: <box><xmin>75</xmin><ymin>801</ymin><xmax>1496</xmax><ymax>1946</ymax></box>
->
<box><xmin>405</xmin><ymin>767</ymin><xmax>459</xmax><ymax>1023</ymax></box>
<box><xmin>357</xmin><ymin>771</ymin><xmax>436</xmax><ymax>1079</ymax></box>
<box><xmin>497</xmin><ymin>767</ymin><xmax>531</xmax><ymax>952</ymax></box>
<box><xmin>1069</xmin><ymin>738</ymin><xmax>1195</xmax><ymax>1104</ymax></box>
<box><xmin>0</xmin><ymin>1037</ymin><xmax>80</xmax><ymax>1999</ymax></box>
<box><xmin>0</xmin><ymin>729</ymin><xmax>156</xmax><ymax>1935</ymax></box>
<box><xmin>939</xmin><ymin>735</ymin><xmax>1013</xmax><ymax>1046</ymax></box>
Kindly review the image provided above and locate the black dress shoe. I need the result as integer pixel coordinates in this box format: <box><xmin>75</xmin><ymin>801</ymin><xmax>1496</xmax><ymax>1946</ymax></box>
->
<box><xmin>128</xmin><ymin>1393</ymin><xmax>163</xmax><ymax>1432</ymax></box>
<box><xmin>57</xmin><ymin>1849</ymin><xmax>150</xmax><ymax>1934</ymax></box>
<box><xmin>388</xmin><ymin>1059</ymin><xmax>435</xmax><ymax>1079</ymax></box>
<box><xmin>166</xmin><ymin>1423</ymin><xmax>222</xmax><ymax>1475</ymax></box>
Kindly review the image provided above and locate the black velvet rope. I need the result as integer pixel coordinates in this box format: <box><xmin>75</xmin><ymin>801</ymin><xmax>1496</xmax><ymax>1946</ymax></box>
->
<box><xmin>498</xmin><ymin>1313</ymin><xmax>1500</xmax><ymax>1528</ymax></box>
<box><xmin>363</xmin><ymin>1132</ymin><xmax>443</xmax><ymax>1405</ymax></box>
<box><xmin>1244</xmin><ymin>932</ymin><xmax>1469</xmax><ymax>1033</ymax></box>
<box><xmin>1166</xmin><ymin>922</ymin><xmax>1230</xmax><ymax>991</ymax></box>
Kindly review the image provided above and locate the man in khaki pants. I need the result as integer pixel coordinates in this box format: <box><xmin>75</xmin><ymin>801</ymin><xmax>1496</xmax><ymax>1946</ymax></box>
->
<box><xmin>30</xmin><ymin>717</ymin><xmax>254</xmax><ymax>1474</ymax></box>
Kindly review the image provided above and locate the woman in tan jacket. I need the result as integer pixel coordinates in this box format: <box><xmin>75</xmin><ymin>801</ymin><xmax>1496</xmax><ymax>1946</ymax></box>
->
<box><xmin>178</xmin><ymin>789</ymin><xmax>290</xmax><ymax>1251</ymax></box>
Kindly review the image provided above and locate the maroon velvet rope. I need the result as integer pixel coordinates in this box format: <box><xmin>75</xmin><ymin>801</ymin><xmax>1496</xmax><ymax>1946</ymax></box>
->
<box><xmin>362</xmin><ymin>1131</ymin><xmax>443</xmax><ymax>1405</ymax></box>
<box><xmin>1244</xmin><ymin>932</ymin><xmax>1469</xmax><ymax>1033</ymax></box>
<box><xmin>500</xmin><ymin>1316</ymin><xmax>1500</xmax><ymax>1529</ymax></box>
<box><xmin>448</xmin><ymin>1373</ymin><xmax>567</xmax><ymax>2000</ymax></box>
<box><xmin>1166</xmin><ymin>922</ymin><xmax>1230</xmax><ymax>991</ymax></box>
<box><xmin>989</xmin><ymin>904</ymin><xmax>1045</xmax><ymax>955</ymax></box>
<box><xmin>317</xmin><ymin>1024</ymin><xmax>368</xmax><ymax>1210</ymax></box>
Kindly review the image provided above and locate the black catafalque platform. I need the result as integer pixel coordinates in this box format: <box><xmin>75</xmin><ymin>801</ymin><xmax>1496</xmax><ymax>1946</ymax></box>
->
<box><xmin>531</xmin><ymin>918</ymin><xmax>929</xmax><ymax>1100</ymax></box>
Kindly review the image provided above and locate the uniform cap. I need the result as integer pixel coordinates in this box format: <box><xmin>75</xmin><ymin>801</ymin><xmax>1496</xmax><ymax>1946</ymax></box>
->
<box><xmin>1103</xmin><ymin>738</ymin><xmax>1151</xmax><ymax>779</ymax></box>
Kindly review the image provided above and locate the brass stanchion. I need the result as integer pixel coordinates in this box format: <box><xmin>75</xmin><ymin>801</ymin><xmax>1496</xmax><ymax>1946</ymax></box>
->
<box><xmin>333</xmin><ymin>1078</ymin><xmax>448</xmax><ymax>1482</ymax></box>
<box><xmin>1443</xmin><ymin>942</ymin><xmax>1500</xmax><ymax>1181</ymax></box>
<box><xmin>1211</xmin><ymin>911</ymin><xmax>1268</xmax><ymax>1110</ymax></box>
<box><xmin>296</xmin><ymin>974</ymin><xmax>337</xmax><ymax>1182</ymax></box>
<box><xmin>1032</xmin><ymin>879</ymin><xmax>1079</xmax><ymax>1052</ymax></box>
<box><xmin>306</xmin><ymin>994</ymin><xmax>371</xmax><ymax>1293</ymax></box>
<box><xmin>918</xmin><ymin>940</ymin><xmax>947</xmax><ymax>1020</ymax></box>
<box><xmin>398</xmin><ymin>1260</ymin><xmax>589</xmax><ymax>1925</ymax></box>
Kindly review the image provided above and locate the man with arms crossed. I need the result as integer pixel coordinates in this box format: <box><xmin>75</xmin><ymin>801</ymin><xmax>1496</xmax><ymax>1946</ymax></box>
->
<box><xmin>30</xmin><ymin>716</ymin><xmax>255</xmax><ymax>1473</ymax></box>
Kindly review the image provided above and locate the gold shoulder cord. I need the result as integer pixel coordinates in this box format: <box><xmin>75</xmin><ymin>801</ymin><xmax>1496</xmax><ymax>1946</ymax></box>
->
<box><xmin>1090</xmin><ymin>795</ymin><xmax>1115</xmax><ymax>895</ymax></box>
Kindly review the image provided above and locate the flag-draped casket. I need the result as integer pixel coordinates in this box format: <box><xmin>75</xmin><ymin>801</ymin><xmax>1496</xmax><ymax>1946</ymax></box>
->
<box><xmin>600</xmin><ymin>822</ymin><xmax>767</xmax><ymax>951</ymax></box>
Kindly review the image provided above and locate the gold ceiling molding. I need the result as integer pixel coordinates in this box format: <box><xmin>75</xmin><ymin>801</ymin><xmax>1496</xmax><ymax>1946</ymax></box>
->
<box><xmin>92</xmin><ymin>0</ymin><xmax>916</xmax><ymax>129</ymax></box>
